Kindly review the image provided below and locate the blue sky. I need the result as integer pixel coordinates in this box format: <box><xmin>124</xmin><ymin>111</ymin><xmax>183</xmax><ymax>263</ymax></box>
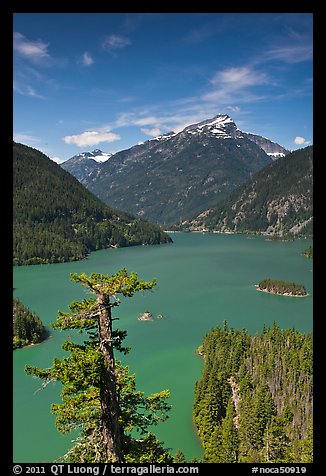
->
<box><xmin>13</xmin><ymin>13</ymin><xmax>313</xmax><ymax>163</ymax></box>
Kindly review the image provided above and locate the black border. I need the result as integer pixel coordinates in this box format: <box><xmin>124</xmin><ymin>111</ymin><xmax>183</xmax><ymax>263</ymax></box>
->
<box><xmin>4</xmin><ymin>2</ymin><xmax>320</xmax><ymax>473</ymax></box>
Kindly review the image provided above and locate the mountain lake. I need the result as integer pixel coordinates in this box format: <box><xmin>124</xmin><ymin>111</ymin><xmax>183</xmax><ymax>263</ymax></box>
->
<box><xmin>13</xmin><ymin>232</ymin><xmax>313</xmax><ymax>462</ymax></box>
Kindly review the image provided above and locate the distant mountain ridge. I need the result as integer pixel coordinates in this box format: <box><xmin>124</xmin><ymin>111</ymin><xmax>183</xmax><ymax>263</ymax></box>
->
<box><xmin>62</xmin><ymin>114</ymin><xmax>287</xmax><ymax>225</ymax></box>
<box><xmin>184</xmin><ymin>146</ymin><xmax>313</xmax><ymax>238</ymax></box>
<box><xmin>61</xmin><ymin>149</ymin><xmax>113</xmax><ymax>184</ymax></box>
<box><xmin>13</xmin><ymin>142</ymin><xmax>171</xmax><ymax>265</ymax></box>
<box><xmin>242</xmin><ymin>132</ymin><xmax>288</xmax><ymax>159</ymax></box>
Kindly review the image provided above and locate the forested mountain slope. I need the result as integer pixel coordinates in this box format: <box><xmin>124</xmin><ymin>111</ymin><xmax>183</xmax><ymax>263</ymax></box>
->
<box><xmin>13</xmin><ymin>142</ymin><xmax>171</xmax><ymax>265</ymax></box>
<box><xmin>194</xmin><ymin>323</ymin><xmax>313</xmax><ymax>463</ymax></box>
<box><xmin>186</xmin><ymin>146</ymin><xmax>313</xmax><ymax>237</ymax></box>
<box><xmin>79</xmin><ymin>115</ymin><xmax>276</xmax><ymax>224</ymax></box>
<box><xmin>61</xmin><ymin>149</ymin><xmax>113</xmax><ymax>184</ymax></box>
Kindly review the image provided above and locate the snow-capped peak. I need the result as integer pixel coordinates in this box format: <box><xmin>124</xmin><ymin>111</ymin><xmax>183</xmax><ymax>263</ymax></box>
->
<box><xmin>76</xmin><ymin>149</ymin><xmax>113</xmax><ymax>162</ymax></box>
<box><xmin>197</xmin><ymin>114</ymin><xmax>234</xmax><ymax>128</ymax></box>
<box><xmin>90</xmin><ymin>150</ymin><xmax>113</xmax><ymax>162</ymax></box>
<box><xmin>182</xmin><ymin>114</ymin><xmax>241</xmax><ymax>139</ymax></box>
<box><xmin>148</xmin><ymin>131</ymin><xmax>177</xmax><ymax>142</ymax></box>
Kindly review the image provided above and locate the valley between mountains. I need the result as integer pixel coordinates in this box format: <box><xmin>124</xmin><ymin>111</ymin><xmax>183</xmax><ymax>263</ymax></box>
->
<box><xmin>14</xmin><ymin>114</ymin><xmax>312</xmax><ymax>267</ymax></box>
<box><xmin>13</xmin><ymin>113</ymin><xmax>313</xmax><ymax>464</ymax></box>
<box><xmin>61</xmin><ymin>113</ymin><xmax>312</xmax><ymax>239</ymax></box>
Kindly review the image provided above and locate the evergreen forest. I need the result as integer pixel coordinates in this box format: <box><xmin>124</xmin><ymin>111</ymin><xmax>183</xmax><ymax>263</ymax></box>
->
<box><xmin>13</xmin><ymin>142</ymin><xmax>171</xmax><ymax>266</ymax></box>
<box><xmin>257</xmin><ymin>279</ymin><xmax>308</xmax><ymax>296</ymax></box>
<box><xmin>13</xmin><ymin>297</ymin><xmax>46</xmax><ymax>349</ymax></box>
<box><xmin>186</xmin><ymin>146</ymin><xmax>313</xmax><ymax>238</ymax></box>
<box><xmin>193</xmin><ymin>322</ymin><xmax>313</xmax><ymax>463</ymax></box>
<box><xmin>25</xmin><ymin>270</ymin><xmax>173</xmax><ymax>463</ymax></box>
<box><xmin>303</xmin><ymin>246</ymin><xmax>313</xmax><ymax>259</ymax></box>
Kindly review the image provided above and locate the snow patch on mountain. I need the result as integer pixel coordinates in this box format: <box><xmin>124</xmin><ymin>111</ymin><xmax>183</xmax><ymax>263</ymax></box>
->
<box><xmin>87</xmin><ymin>149</ymin><xmax>113</xmax><ymax>162</ymax></box>
<box><xmin>267</xmin><ymin>152</ymin><xmax>286</xmax><ymax>159</ymax></box>
<box><xmin>149</xmin><ymin>131</ymin><xmax>177</xmax><ymax>142</ymax></box>
<box><xmin>182</xmin><ymin>114</ymin><xmax>244</xmax><ymax>140</ymax></box>
<box><xmin>75</xmin><ymin>149</ymin><xmax>113</xmax><ymax>162</ymax></box>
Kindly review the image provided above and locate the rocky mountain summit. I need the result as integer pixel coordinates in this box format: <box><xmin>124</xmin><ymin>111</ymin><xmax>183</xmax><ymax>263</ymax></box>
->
<box><xmin>61</xmin><ymin>149</ymin><xmax>113</xmax><ymax>184</ymax></box>
<box><xmin>63</xmin><ymin>114</ymin><xmax>287</xmax><ymax>225</ymax></box>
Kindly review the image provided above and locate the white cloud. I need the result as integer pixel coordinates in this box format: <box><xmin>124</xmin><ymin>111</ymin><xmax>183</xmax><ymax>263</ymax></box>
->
<box><xmin>63</xmin><ymin>131</ymin><xmax>120</xmax><ymax>147</ymax></box>
<box><xmin>81</xmin><ymin>52</ymin><xmax>94</xmax><ymax>66</ymax></box>
<box><xmin>113</xmin><ymin>110</ymin><xmax>209</xmax><ymax>137</ymax></box>
<box><xmin>14</xmin><ymin>80</ymin><xmax>45</xmax><ymax>99</ymax></box>
<box><xmin>13</xmin><ymin>132</ymin><xmax>40</xmax><ymax>144</ymax></box>
<box><xmin>294</xmin><ymin>136</ymin><xmax>310</xmax><ymax>146</ymax></box>
<box><xmin>226</xmin><ymin>106</ymin><xmax>241</xmax><ymax>113</ymax></box>
<box><xmin>135</xmin><ymin>116</ymin><xmax>161</xmax><ymax>127</ymax></box>
<box><xmin>260</xmin><ymin>28</ymin><xmax>312</xmax><ymax>65</ymax></box>
<box><xmin>13</xmin><ymin>32</ymin><xmax>50</xmax><ymax>63</ymax></box>
<box><xmin>203</xmin><ymin>66</ymin><xmax>269</xmax><ymax>103</ymax></box>
<box><xmin>210</xmin><ymin>66</ymin><xmax>267</xmax><ymax>87</ymax></box>
<box><xmin>141</xmin><ymin>127</ymin><xmax>162</xmax><ymax>137</ymax></box>
<box><xmin>266</xmin><ymin>44</ymin><xmax>312</xmax><ymax>64</ymax></box>
<box><xmin>102</xmin><ymin>34</ymin><xmax>131</xmax><ymax>51</ymax></box>
<box><xmin>25</xmin><ymin>85</ymin><xmax>43</xmax><ymax>98</ymax></box>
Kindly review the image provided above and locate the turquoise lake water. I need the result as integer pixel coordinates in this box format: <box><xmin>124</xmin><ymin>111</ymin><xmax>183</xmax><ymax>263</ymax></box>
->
<box><xmin>13</xmin><ymin>232</ymin><xmax>313</xmax><ymax>462</ymax></box>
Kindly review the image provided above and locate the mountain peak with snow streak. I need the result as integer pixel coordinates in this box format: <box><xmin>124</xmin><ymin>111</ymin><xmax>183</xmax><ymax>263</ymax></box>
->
<box><xmin>62</xmin><ymin>112</ymin><xmax>289</xmax><ymax>225</ymax></box>
<box><xmin>88</xmin><ymin>149</ymin><xmax>113</xmax><ymax>162</ymax></box>
<box><xmin>182</xmin><ymin>114</ymin><xmax>242</xmax><ymax>139</ymax></box>
<box><xmin>73</xmin><ymin>150</ymin><xmax>113</xmax><ymax>162</ymax></box>
<box><xmin>179</xmin><ymin>114</ymin><xmax>288</xmax><ymax>157</ymax></box>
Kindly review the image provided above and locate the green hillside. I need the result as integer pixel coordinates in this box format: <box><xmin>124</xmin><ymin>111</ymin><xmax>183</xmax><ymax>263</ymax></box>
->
<box><xmin>83</xmin><ymin>116</ymin><xmax>273</xmax><ymax>225</ymax></box>
<box><xmin>186</xmin><ymin>146</ymin><xmax>313</xmax><ymax>237</ymax></box>
<box><xmin>13</xmin><ymin>142</ymin><xmax>171</xmax><ymax>265</ymax></box>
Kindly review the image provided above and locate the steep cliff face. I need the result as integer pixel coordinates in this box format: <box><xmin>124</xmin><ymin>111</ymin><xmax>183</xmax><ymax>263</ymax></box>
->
<box><xmin>186</xmin><ymin>146</ymin><xmax>313</xmax><ymax>238</ymax></box>
<box><xmin>243</xmin><ymin>133</ymin><xmax>288</xmax><ymax>158</ymax></box>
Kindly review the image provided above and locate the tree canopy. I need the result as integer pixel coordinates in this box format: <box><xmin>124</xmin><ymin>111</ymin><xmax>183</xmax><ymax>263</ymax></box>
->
<box><xmin>13</xmin><ymin>142</ymin><xmax>172</xmax><ymax>266</ymax></box>
<box><xmin>13</xmin><ymin>297</ymin><xmax>46</xmax><ymax>349</ymax></box>
<box><xmin>193</xmin><ymin>322</ymin><xmax>313</xmax><ymax>463</ymax></box>
<box><xmin>257</xmin><ymin>279</ymin><xmax>308</xmax><ymax>297</ymax></box>
<box><xmin>26</xmin><ymin>269</ymin><xmax>172</xmax><ymax>463</ymax></box>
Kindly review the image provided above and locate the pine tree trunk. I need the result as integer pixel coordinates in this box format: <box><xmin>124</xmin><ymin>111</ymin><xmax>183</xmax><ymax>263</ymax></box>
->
<box><xmin>97</xmin><ymin>292</ymin><xmax>124</xmax><ymax>463</ymax></box>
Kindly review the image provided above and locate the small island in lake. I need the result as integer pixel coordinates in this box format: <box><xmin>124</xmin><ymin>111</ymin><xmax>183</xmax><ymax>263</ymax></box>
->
<box><xmin>303</xmin><ymin>245</ymin><xmax>313</xmax><ymax>259</ymax></box>
<box><xmin>138</xmin><ymin>311</ymin><xmax>165</xmax><ymax>321</ymax></box>
<box><xmin>256</xmin><ymin>279</ymin><xmax>308</xmax><ymax>297</ymax></box>
<box><xmin>138</xmin><ymin>311</ymin><xmax>154</xmax><ymax>321</ymax></box>
<box><xmin>13</xmin><ymin>297</ymin><xmax>47</xmax><ymax>349</ymax></box>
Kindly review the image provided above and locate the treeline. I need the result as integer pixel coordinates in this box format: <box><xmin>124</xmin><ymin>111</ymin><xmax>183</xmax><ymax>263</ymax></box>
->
<box><xmin>13</xmin><ymin>297</ymin><xmax>46</xmax><ymax>349</ymax></box>
<box><xmin>257</xmin><ymin>279</ymin><xmax>307</xmax><ymax>296</ymax></box>
<box><xmin>13</xmin><ymin>142</ymin><xmax>171</xmax><ymax>266</ymax></box>
<box><xmin>303</xmin><ymin>246</ymin><xmax>313</xmax><ymax>259</ymax></box>
<box><xmin>193</xmin><ymin>323</ymin><xmax>313</xmax><ymax>463</ymax></box>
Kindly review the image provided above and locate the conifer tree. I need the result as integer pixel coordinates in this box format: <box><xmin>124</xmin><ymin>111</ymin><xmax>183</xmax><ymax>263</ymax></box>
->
<box><xmin>263</xmin><ymin>416</ymin><xmax>290</xmax><ymax>462</ymax></box>
<box><xmin>26</xmin><ymin>269</ymin><xmax>171</xmax><ymax>463</ymax></box>
<box><xmin>194</xmin><ymin>323</ymin><xmax>312</xmax><ymax>463</ymax></box>
<box><xmin>173</xmin><ymin>449</ymin><xmax>187</xmax><ymax>463</ymax></box>
<box><xmin>220</xmin><ymin>398</ymin><xmax>239</xmax><ymax>462</ymax></box>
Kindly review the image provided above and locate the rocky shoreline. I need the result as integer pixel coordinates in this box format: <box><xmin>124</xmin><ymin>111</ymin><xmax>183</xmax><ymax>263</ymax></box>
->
<box><xmin>138</xmin><ymin>312</ymin><xmax>164</xmax><ymax>321</ymax></box>
<box><xmin>255</xmin><ymin>285</ymin><xmax>308</xmax><ymax>298</ymax></box>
